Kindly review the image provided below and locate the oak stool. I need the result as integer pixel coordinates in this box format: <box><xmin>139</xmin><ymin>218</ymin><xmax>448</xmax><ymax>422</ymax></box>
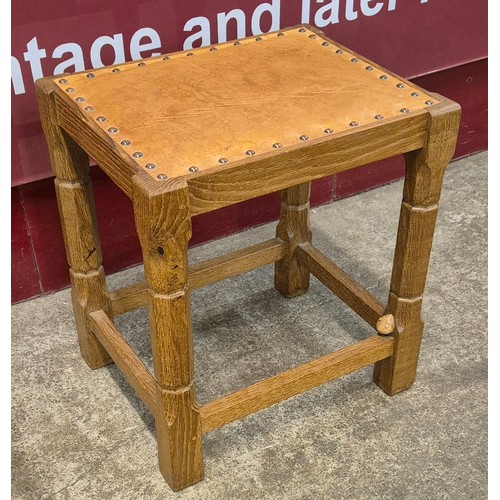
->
<box><xmin>37</xmin><ymin>25</ymin><xmax>460</xmax><ymax>491</ymax></box>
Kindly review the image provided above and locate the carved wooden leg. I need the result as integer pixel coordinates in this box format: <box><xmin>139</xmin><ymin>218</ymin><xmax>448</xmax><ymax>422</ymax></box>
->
<box><xmin>36</xmin><ymin>78</ymin><xmax>112</xmax><ymax>369</ymax></box>
<box><xmin>133</xmin><ymin>175</ymin><xmax>203</xmax><ymax>491</ymax></box>
<box><xmin>275</xmin><ymin>182</ymin><xmax>312</xmax><ymax>297</ymax></box>
<box><xmin>373</xmin><ymin>100</ymin><xmax>461</xmax><ymax>395</ymax></box>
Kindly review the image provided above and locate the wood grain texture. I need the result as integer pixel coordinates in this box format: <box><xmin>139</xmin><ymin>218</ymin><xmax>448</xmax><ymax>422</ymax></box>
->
<box><xmin>201</xmin><ymin>335</ymin><xmax>394</xmax><ymax>433</ymax></box>
<box><xmin>35</xmin><ymin>78</ymin><xmax>88</xmax><ymax>182</ymax></box>
<box><xmin>388</xmin><ymin>202</ymin><xmax>439</xmax><ymax>299</ymax></box>
<box><xmin>90</xmin><ymin>310</ymin><xmax>157</xmax><ymax>414</ymax></box>
<box><xmin>54</xmin><ymin>179</ymin><xmax>103</xmax><ymax>273</ymax></box>
<box><xmin>36</xmin><ymin>77</ymin><xmax>112</xmax><ymax>369</ymax></box>
<box><xmin>275</xmin><ymin>182</ymin><xmax>312</xmax><ymax>297</ymax></box>
<box><xmin>132</xmin><ymin>172</ymin><xmax>203</xmax><ymax>489</ymax></box>
<box><xmin>69</xmin><ymin>268</ymin><xmax>113</xmax><ymax>368</ymax></box>
<box><xmin>373</xmin><ymin>293</ymin><xmax>424</xmax><ymax>395</ymax></box>
<box><xmin>56</xmin><ymin>92</ymin><xmax>139</xmax><ymax>198</ymax></box>
<box><xmin>110</xmin><ymin>238</ymin><xmax>286</xmax><ymax>316</ymax></box>
<box><xmin>297</xmin><ymin>243</ymin><xmax>385</xmax><ymax>328</ymax></box>
<box><xmin>191</xmin><ymin>238</ymin><xmax>284</xmax><ymax>292</ymax></box>
<box><xmin>155</xmin><ymin>387</ymin><xmax>203</xmax><ymax>491</ymax></box>
<box><xmin>374</xmin><ymin>98</ymin><xmax>461</xmax><ymax>395</ymax></box>
<box><xmin>187</xmin><ymin>113</ymin><xmax>427</xmax><ymax>214</ymax></box>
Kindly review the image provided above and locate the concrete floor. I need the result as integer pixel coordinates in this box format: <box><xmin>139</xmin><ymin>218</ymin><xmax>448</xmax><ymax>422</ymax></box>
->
<box><xmin>12</xmin><ymin>152</ymin><xmax>487</xmax><ymax>499</ymax></box>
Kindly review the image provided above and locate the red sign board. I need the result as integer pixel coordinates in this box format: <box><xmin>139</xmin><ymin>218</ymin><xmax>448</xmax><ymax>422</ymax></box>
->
<box><xmin>11</xmin><ymin>0</ymin><xmax>487</xmax><ymax>186</ymax></box>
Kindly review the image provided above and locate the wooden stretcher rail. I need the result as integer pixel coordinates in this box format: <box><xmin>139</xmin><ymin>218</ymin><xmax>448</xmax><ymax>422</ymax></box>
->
<box><xmin>110</xmin><ymin>238</ymin><xmax>286</xmax><ymax>316</ymax></box>
<box><xmin>89</xmin><ymin>310</ymin><xmax>157</xmax><ymax>415</ymax></box>
<box><xmin>297</xmin><ymin>243</ymin><xmax>385</xmax><ymax>328</ymax></box>
<box><xmin>200</xmin><ymin>335</ymin><xmax>394</xmax><ymax>433</ymax></box>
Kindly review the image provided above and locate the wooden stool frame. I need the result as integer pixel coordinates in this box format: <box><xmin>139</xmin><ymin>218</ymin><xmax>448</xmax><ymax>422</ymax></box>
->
<box><xmin>36</xmin><ymin>25</ymin><xmax>460</xmax><ymax>491</ymax></box>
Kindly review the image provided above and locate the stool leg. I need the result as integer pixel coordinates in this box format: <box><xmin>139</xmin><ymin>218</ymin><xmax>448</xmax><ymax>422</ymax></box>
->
<box><xmin>133</xmin><ymin>175</ymin><xmax>203</xmax><ymax>491</ymax></box>
<box><xmin>36</xmin><ymin>78</ymin><xmax>112</xmax><ymax>369</ymax></box>
<box><xmin>275</xmin><ymin>182</ymin><xmax>312</xmax><ymax>297</ymax></box>
<box><xmin>373</xmin><ymin>100</ymin><xmax>461</xmax><ymax>395</ymax></box>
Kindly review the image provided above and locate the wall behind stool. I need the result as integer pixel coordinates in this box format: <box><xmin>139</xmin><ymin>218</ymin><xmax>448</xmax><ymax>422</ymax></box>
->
<box><xmin>11</xmin><ymin>1</ymin><xmax>487</xmax><ymax>303</ymax></box>
<box><xmin>11</xmin><ymin>58</ymin><xmax>487</xmax><ymax>303</ymax></box>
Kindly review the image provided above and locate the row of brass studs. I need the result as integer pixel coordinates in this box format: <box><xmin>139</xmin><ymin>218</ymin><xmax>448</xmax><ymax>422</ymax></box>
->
<box><xmin>56</xmin><ymin>79</ymin><xmax>164</xmax><ymax>177</ymax></box>
<box><xmin>299</xmin><ymin>27</ymin><xmax>435</xmax><ymax>109</ymax></box>
<box><xmin>57</xmin><ymin>27</ymin><xmax>434</xmax><ymax>180</ymax></box>
<box><xmin>58</xmin><ymin>31</ymin><xmax>290</xmax><ymax>80</ymax></box>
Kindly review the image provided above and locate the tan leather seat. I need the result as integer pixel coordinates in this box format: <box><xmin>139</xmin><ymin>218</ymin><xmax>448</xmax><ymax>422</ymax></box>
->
<box><xmin>54</xmin><ymin>25</ymin><xmax>435</xmax><ymax>182</ymax></box>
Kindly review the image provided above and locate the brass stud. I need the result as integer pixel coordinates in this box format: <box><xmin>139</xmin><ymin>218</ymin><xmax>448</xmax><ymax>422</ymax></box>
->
<box><xmin>219</xmin><ymin>157</ymin><xmax>228</xmax><ymax>164</ymax></box>
<box><xmin>365</xmin><ymin>66</ymin><xmax>374</xmax><ymax>71</ymax></box>
<box><xmin>246</xmin><ymin>150</ymin><xmax>256</xmax><ymax>156</ymax></box>
<box><xmin>163</xmin><ymin>56</ymin><xmax>170</xmax><ymax>61</ymax></box>
<box><xmin>400</xmin><ymin>108</ymin><xmax>410</xmax><ymax>113</ymax></box>
<box><xmin>379</xmin><ymin>75</ymin><xmax>388</xmax><ymax>80</ymax></box>
<box><xmin>75</xmin><ymin>97</ymin><xmax>84</xmax><ymax>102</ymax></box>
<box><xmin>86</xmin><ymin>73</ymin><xmax>95</xmax><ymax>78</ymax></box>
<box><xmin>120</xmin><ymin>140</ymin><xmax>130</xmax><ymax>146</ymax></box>
<box><xmin>273</xmin><ymin>143</ymin><xmax>282</xmax><ymax>149</ymax></box>
<box><xmin>309</xmin><ymin>34</ymin><xmax>317</xmax><ymax>39</ymax></box>
<box><xmin>96</xmin><ymin>116</ymin><xmax>106</xmax><ymax>122</ymax></box>
<box><xmin>396</xmin><ymin>83</ymin><xmax>405</xmax><ymax>88</ymax></box>
<box><xmin>322</xmin><ymin>42</ymin><xmax>330</xmax><ymax>47</ymax></box>
<box><xmin>58</xmin><ymin>78</ymin><xmax>68</xmax><ymax>84</ymax></box>
<box><xmin>298</xmin><ymin>28</ymin><xmax>306</xmax><ymax>33</ymax></box>
<box><xmin>188</xmin><ymin>166</ymin><xmax>199</xmax><ymax>173</ymax></box>
<box><xmin>411</xmin><ymin>92</ymin><xmax>419</xmax><ymax>97</ymax></box>
<box><xmin>187</xmin><ymin>52</ymin><xmax>194</xmax><ymax>56</ymax></box>
<box><xmin>351</xmin><ymin>58</ymin><xmax>359</xmax><ymax>63</ymax></box>
<box><xmin>234</xmin><ymin>41</ymin><xmax>241</xmax><ymax>46</ymax></box>
<box><xmin>350</xmin><ymin>121</ymin><xmax>359</xmax><ymax>127</ymax></box>
<box><xmin>133</xmin><ymin>152</ymin><xmax>143</xmax><ymax>158</ymax></box>
<box><xmin>425</xmin><ymin>100</ymin><xmax>434</xmax><ymax>105</ymax></box>
<box><xmin>324</xmin><ymin>128</ymin><xmax>334</xmax><ymax>134</ymax></box>
<box><xmin>210</xmin><ymin>47</ymin><xmax>217</xmax><ymax>51</ymax></box>
<box><xmin>108</xmin><ymin>127</ymin><xmax>118</xmax><ymax>133</ymax></box>
<box><xmin>157</xmin><ymin>174</ymin><xmax>168</xmax><ymax>180</ymax></box>
<box><xmin>138</xmin><ymin>62</ymin><xmax>146</xmax><ymax>66</ymax></box>
<box><xmin>84</xmin><ymin>106</ymin><xmax>94</xmax><ymax>112</ymax></box>
<box><xmin>66</xmin><ymin>88</ymin><xmax>75</xmax><ymax>93</ymax></box>
<box><xmin>256</xmin><ymin>37</ymin><xmax>263</xmax><ymax>42</ymax></box>
<box><xmin>335</xmin><ymin>49</ymin><xmax>343</xmax><ymax>54</ymax></box>
<box><xmin>145</xmin><ymin>163</ymin><xmax>156</xmax><ymax>170</ymax></box>
<box><xmin>112</xmin><ymin>68</ymin><xmax>120</xmax><ymax>73</ymax></box>
<box><xmin>277</xmin><ymin>32</ymin><xmax>285</xmax><ymax>37</ymax></box>
<box><xmin>375</xmin><ymin>114</ymin><xmax>384</xmax><ymax>120</ymax></box>
<box><xmin>299</xmin><ymin>135</ymin><xmax>309</xmax><ymax>141</ymax></box>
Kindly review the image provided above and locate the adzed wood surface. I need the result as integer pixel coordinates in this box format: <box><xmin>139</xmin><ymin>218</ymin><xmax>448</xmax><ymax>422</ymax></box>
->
<box><xmin>36</xmin><ymin>77</ymin><xmax>113</xmax><ymax>369</ymax></box>
<box><xmin>110</xmin><ymin>238</ymin><xmax>286</xmax><ymax>316</ymax></box>
<box><xmin>90</xmin><ymin>310</ymin><xmax>157</xmax><ymax>414</ymax></box>
<box><xmin>133</xmin><ymin>173</ymin><xmax>203</xmax><ymax>490</ymax></box>
<box><xmin>297</xmin><ymin>243</ymin><xmax>385</xmax><ymax>328</ymax></box>
<box><xmin>200</xmin><ymin>335</ymin><xmax>394</xmax><ymax>433</ymax></box>
<box><xmin>275</xmin><ymin>182</ymin><xmax>312</xmax><ymax>297</ymax></box>
<box><xmin>374</xmin><ymin>98</ymin><xmax>461</xmax><ymax>395</ymax></box>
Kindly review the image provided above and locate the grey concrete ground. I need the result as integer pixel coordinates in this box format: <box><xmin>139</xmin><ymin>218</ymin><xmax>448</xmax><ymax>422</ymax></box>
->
<box><xmin>12</xmin><ymin>152</ymin><xmax>487</xmax><ymax>499</ymax></box>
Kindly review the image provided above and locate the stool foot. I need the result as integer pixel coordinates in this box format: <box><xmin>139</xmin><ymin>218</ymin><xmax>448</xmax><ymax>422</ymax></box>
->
<box><xmin>156</xmin><ymin>387</ymin><xmax>203</xmax><ymax>491</ymax></box>
<box><xmin>275</xmin><ymin>182</ymin><xmax>312</xmax><ymax>297</ymax></box>
<box><xmin>70</xmin><ymin>268</ymin><xmax>113</xmax><ymax>369</ymax></box>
